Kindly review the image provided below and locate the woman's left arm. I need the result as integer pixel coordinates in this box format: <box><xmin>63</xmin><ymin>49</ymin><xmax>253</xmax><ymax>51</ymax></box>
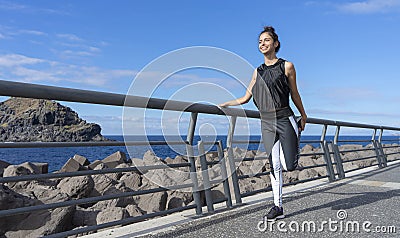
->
<box><xmin>285</xmin><ymin>61</ymin><xmax>307</xmax><ymax>131</ymax></box>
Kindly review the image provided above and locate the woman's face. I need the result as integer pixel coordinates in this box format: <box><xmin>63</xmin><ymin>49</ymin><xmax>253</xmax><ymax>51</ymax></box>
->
<box><xmin>259</xmin><ymin>32</ymin><xmax>277</xmax><ymax>54</ymax></box>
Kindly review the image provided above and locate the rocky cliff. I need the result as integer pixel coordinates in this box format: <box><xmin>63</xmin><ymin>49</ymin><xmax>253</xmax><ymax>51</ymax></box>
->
<box><xmin>0</xmin><ymin>97</ymin><xmax>107</xmax><ymax>142</ymax></box>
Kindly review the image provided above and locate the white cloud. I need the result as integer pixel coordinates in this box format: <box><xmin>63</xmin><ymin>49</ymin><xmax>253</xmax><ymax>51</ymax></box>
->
<box><xmin>0</xmin><ymin>53</ymin><xmax>136</xmax><ymax>87</ymax></box>
<box><xmin>0</xmin><ymin>25</ymin><xmax>47</xmax><ymax>39</ymax></box>
<box><xmin>0</xmin><ymin>54</ymin><xmax>44</xmax><ymax>67</ymax></box>
<box><xmin>0</xmin><ymin>0</ymin><xmax>67</xmax><ymax>15</ymax></box>
<box><xmin>59</xmin><ymin>50</ymin><xmax>97</xmax><ymax>58</ymax></box>
<box><xmin>0</xmin><ymin>1</ymin><xmax>27</xmax><ymax>10</ymax></box>
<box><xmin>18</xmin><ymin>29</ymin><xmax>47</xmax><ymax>36</ymax></box>
<box><xmin>337</xmin><ymin>0</ymin><xmax>400</xmax><ymax>14</ymax></box>
<box><xmin>308</xmin><ymin>108</ymin><xmax>400</xmax><ymax>118</ymax></box>
<box><xmin>57</xmin><ymin>33</ymin><xmax>84</xmax><ymax>42</ymax></box>
<box><xmin>305</xmin><ymin>0</ymin><xmax>400</xmax><ymax>14</ymax></box>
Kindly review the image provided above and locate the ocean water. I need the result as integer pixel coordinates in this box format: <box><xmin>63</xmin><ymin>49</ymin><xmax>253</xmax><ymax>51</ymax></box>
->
<box><xmin>0</xmin><ymin>135</ymin><xmax>399</xmax><ymax>172</ymax></box>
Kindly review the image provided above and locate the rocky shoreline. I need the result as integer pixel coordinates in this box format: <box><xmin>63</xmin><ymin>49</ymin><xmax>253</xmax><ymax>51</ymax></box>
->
<box><xmin>0</xmin><ymin>143</ymin><xmax>399</xmax><ymax>237</ymax></box>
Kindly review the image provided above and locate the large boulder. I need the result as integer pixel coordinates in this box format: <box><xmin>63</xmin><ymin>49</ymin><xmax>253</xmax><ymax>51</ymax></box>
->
<box><xmin>32</xmin><ymin>162</ymin><xmax>48</xmax><ymax>174</ymax></box>
<box><xmin>0</xmin><ymin>184</ymin><xmax>37</xmax><ymax>233</ymax></box>
<box><xmin>298</xmin><ymin>168</ymin><xmax>319</xmax><ymax>181</ymax></box>
<box><xmin>59</xmin><ymin>157</ymin><xmax>84</xmax><ymax>173</ymax></box>
<box><xmin>238</xmin><ymin>177</ymin><xmax>267</xmax><ymax>194</ymax></box>
<box><xmin>135</xmin><ymin>181</ymin><xmax>168</xmax><ymax>213</ymax></box>
<box><xmin>142</xmin><ymin>150</ymin><xmax>166</xmax><ymax>166</ymax></box>
<box><xmin>102</xmin><ymin>151</ymin><xmax>128</xmax><ymax>168</ymax></box>
<box><xmin>0</xmin><ymin>160</ymin><xmax>11</xmax><ymax>177</ymax></box>
<box><xmin>301</xmin><ymin>144</ymin><xmax>315</xmax><ymax>153</ymax></box>
<box><xmin>57</xmin><ymin>176</ymin><xmax>94</xmax><ymax>199</ymax></box>
<box><xmin>3</xmin><ymin>162</ymin><xmax>40</xmax><ymax>177</ymax></box>
<box><xmin>96</xmin><ymin>207</ymin><xmax>129</xmax><ymax>226</ymax></box>
<box><xmin>137</xmin><ymin>190</ymin><xmax>168</xmax><ymax>213</ymax></box>
<box><xmin>5</xmin><ymin>206</ymin><xmax>76</xmax><ymax>237</ymax></box>
<box><xmin>2</xmin><ymin>162</ymin><xmax>47</xmax><ymax>190</ymax></box>
<box><xmin>90</xmin><ymin>173</ymin><xmax>116</xmax><ymax>197</ymax></box>
<box><xmin>72</xmin><ymin>207</ymin><xmax>100</xmax><ymax>227</ymax></box>
<box><xmin>107</xmin><ymin>163</ymin><xmax>131</xmax><ymax>181</ymax></box>
<box><xmin>119</xmin><ymin>171</ymin><xmax>142</xmax><ymax>191</ymax></box>
<box><xmin>125</xmin><ymin>204</ymin><xmax>144</xmax><ymax>217</ymax></box>
<box><xmin>298</xmin><ymin>156</ymin><xmax>317</xmax><ymax>169</ymax></box>
<box><xmin>73</xmin><ymin>154</ymin><xmax>90</xmax><ymax>166</ymax></box>
<box><xmin>166</xmin><ymin>190</ymin><xmax>194</xmax><ymax>209</ymax></box>
<box><xmin>283</xmin><ymin>170</ymin><xmax>299</xmax><ymax>184</ymax></box>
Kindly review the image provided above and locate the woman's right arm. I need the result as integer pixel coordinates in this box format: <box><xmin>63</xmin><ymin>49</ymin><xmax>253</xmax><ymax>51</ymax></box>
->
<box><xmin>219</xmin><ymin>69</ymin><xmax>257</xmax><ymax>107</ymax></box>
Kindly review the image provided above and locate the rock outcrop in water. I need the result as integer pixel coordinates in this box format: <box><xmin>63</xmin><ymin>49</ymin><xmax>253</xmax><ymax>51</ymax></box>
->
<box><xmin>0</xmin><ymin>97</ymin><xmax>107</xmax><ymax>142</ymax></box>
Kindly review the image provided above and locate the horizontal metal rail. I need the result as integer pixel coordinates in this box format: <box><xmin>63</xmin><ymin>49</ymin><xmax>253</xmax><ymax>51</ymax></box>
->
<box><xmin>238</xmin><ymin>172</ymin><xmax>270</xmax><ymax>179</ymax></box>
<box><xmin>0</xmin><ymin>163</ymin><xmax>191</xmax><ymax>183</ymax></box>
<box><xmin>300</xmin><ymin>152</ymin><xmax>326</xmax><ymax>156</ymax></box>
<box><xmin>234</xmin><ymin>157</ymin><xmax>268</xmax><ymax>162</ymax></box>
<box><xmin>206</xmin><ymin>160</ymin><xmax>222</xmax><ymax>166</ymax></box>
<box><xmin>300</xmin><ymin>140</ymin><xmax>323</xmax><ymax>143</ymax></box>
<box><xmin>338</xmin><ymin>148</ymin><xmax>376</xmax><ymax>153</ymax></box>
<box><xmin>337</xmin><ymin>139</ymin><xmax>373</xmax><ymax>143</ymax></box>
<box><xmin>385</xmin><ymin>152</ymin><xmax>400</xmax><ymax>156</ymax></box>
<box><xmin>382</xmin><ymin>145</ymin><xmax>400</xmax><ymax>149</ymax></box>
<box><xmin>342</xmin><ymin>155</ymin><xmax>377</xmax><ymax>163</ymax></box>
<box><xmin>231</xmin><ymin>140</ymin><xmax>261</xmax><ymax>144</ymax></box>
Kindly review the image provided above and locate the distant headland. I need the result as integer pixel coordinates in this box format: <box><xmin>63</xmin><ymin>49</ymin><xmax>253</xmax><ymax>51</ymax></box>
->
<box><xmin>0</xmin><ymin>97</ymin><xmax>107</xmax><ymax>142</ymax></box>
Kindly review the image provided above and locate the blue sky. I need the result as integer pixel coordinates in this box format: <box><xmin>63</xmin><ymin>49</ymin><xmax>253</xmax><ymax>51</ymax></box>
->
<box><xmin>1</xmin><ymin>0</ymin><xmax>400</xmax><ymax>136</ymax></box>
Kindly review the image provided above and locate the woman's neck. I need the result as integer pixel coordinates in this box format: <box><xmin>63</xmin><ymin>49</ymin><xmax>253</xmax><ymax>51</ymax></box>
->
<box><xmin>263</xmin><ymin>53</ymin><xmax>278</xmax><ymax>66</ymax></box>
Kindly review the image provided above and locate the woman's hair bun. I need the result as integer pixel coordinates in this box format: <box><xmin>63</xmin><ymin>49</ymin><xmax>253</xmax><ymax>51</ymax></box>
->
<box><xmin>263</xmin><ymin>26</ymin><xmax>275</xmax><ymax>32</ymax></box>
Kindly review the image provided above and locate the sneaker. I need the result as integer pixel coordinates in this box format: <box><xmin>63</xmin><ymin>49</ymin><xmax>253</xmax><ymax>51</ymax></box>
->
<box><xmin>266</xmin><ymin>205</ymin><xmax>285</xmax><ymax>221</ymax></box>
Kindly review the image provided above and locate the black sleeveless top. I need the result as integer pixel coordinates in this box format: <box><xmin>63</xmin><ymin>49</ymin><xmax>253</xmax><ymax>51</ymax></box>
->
<box><xmin>252</xmin><ymin>58</ymin><xmax>294</xmax><ymax>119</ymax></box>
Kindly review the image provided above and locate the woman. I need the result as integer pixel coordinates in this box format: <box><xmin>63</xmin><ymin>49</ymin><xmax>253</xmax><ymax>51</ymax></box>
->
<box><xmin>219</xmin><ymin>26</ymin><xmax>307</xmax><ymax>220</ymax></box>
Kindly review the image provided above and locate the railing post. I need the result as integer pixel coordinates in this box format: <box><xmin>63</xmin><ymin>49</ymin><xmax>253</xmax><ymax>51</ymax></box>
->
<box><xmin>186</xmin><ymin>112</ymin><xmax>202</xmax><ymax>215</ymax></box>
<box><xmin>378</xmin><ymin>129</ymin><xmax>388</xmax><ymax>167</ymax></box>
<box><xmin>372</xmin><ymin>129</ymin><xmax>384</xmax><ymax>168</ymax></box>
<box><xmin>226</xmin><ymin>116</ymin><xmax>242</xmax><ymax>204</ymax></box>
<box><xmin>198</xmin><ymin>141</ymin><xmax>214</xmax><ymax>213</ymax></box>
<box><xmin>332</xmin><ymin>126</ymin><xmax>345</xmax><ymax>179</ymax></box>
<box><xmin>217</xmin><ymin>140</ymin><xmax>233</xmax><ymax>208</ymax></box>
<box><xmin>320</xmin><ymin>124</ymin><xmax>336</xmax><ymax>182</ymax></box>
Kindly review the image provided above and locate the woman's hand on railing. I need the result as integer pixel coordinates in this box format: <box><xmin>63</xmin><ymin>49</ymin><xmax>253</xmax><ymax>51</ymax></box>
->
<box><xmin>299</xmin><ymin>114</ymin><xmax>307</xmax><ymax>132</ymax></box>
<box><xmin>218</xmin><ymin>102</ymin><xmax>229</xmax><ymax>108</ymax></box>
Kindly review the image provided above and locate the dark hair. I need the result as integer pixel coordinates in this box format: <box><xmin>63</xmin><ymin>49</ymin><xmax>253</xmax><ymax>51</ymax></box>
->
<box><xmin>259</xmin><ymin>26</ymin><xmax>280</xmax><ymax>53</ymax></box>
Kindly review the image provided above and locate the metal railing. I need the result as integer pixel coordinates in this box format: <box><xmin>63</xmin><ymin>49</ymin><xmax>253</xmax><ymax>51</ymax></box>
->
<box><xmin>0</xmin><ymin>79</ymin><xmax>400</xmax><ymax>237</ymax></box>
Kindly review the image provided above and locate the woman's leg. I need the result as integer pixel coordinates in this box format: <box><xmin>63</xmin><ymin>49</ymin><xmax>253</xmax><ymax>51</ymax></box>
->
<box><xmin>277</xmin><ymin>115</ymin><xmax>300</xmax><ymax>171</ymax></box>
<box><xmin>269</xmin><ymin>139</ymin><xmax>283</xmax><ymax>207</ymax></box>
<box><xmin>261</xmin><ymin>120</ymin><xmax>283</xmax><ymax>208</ymax></box>
<box><xmin>262</xmin><ymin>116</ymin><xmax>300</xmax><ymax>220</ymax></box>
